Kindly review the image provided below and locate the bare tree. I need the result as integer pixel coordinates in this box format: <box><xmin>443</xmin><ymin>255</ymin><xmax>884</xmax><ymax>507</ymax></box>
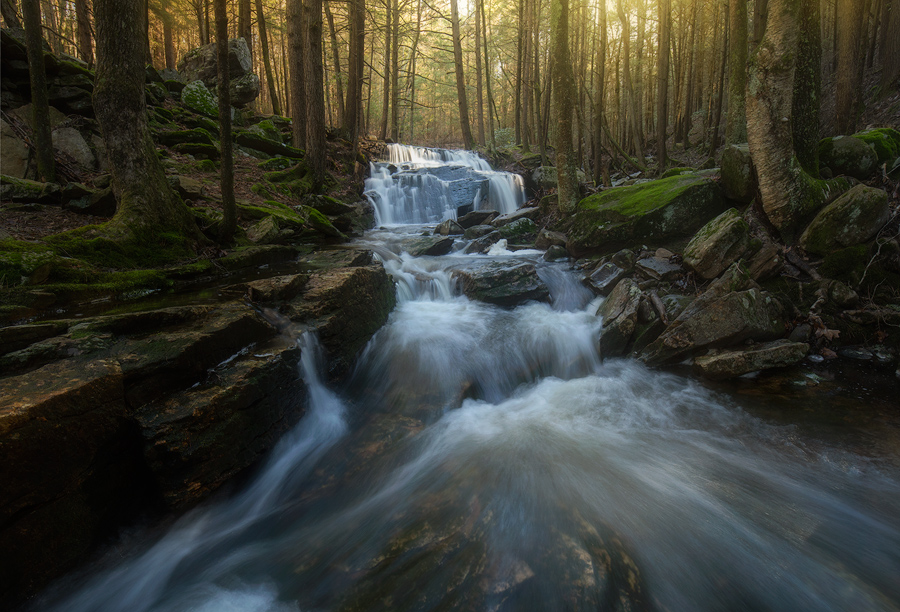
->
<box><xmin>450</xmin><ymin>0</ymin><xmax>475</xmax><ymax>149</ymax></box>
<box><xmin>552</xmin><ymin>0</ymin><xmax>578</xmax><ymax>212</ymax></box>
<box><xmin>215</xmin><ymin>0</ymin><xmax>235</xmax><ymax>242</ymax></box>
<box><xmin>22</xmin><ymin>0</ymin><xmax>55</xmax><ymax>182</ymax></box>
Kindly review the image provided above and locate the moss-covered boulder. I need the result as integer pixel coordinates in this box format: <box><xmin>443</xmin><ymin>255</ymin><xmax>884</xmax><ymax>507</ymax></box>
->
<box><xmin>660</xmin><ymin>167</ymin><xmax>695</xmax><ymax>179</ymax></box>
<box><xmin>497</xmin><ymin>217</ymin><xmax>537</xmax><ymax>241</ymax></box>
<box><xmin>172</xmin><ymin>142</ymin><xmax>219</xmax><ymax>159</ymax></box>
<box><xmin>852</xmin><ymin>127</ymin><xmax>900</xmax><ymax>164</ymax></box>
<box><xmin>720</xmin><ymin>144</ymin><xmax>754</xmax><ymax>203</ymax></box>
<box><xmin>248</xmin><ymin>119</ymin><xmax>282</xmax><ymax>143</ymax></box>
<box><xmin>799</xmin><ymin>185</ymin><xmax>890</xmax><ymax>256</ymax></box>
<box><xmin>818</xmin><ymin>135</ymin><xmax>878</xmax><ymax>179</ymax></box>
<box><xmin>0</xmin><ymin>175</ymin><xmax>60</xmax><ymax>204</ymax></box>
<box><xmin>154</xmin><ymin>128</ymin><xmax>217</xmax><ymax>147</ymax></box>
<box><xmin>230</xmin><ymin>73</ymin><xmax>260</xmax><ymax>106</ymax></box>
<box><xmin>683</xmin><ymin>208</ymin><xmax>752</xmax><ymax>279</ymax></box>
<box><xmin>234</xmin><ymin>129</ymin><xmax>303</xmax><ymax>158</ymax></box>
<box><xmin>180</xmin><ymin>80</ymin><xmax>219</xmax><ymax>118</ymax></box>
<box><xmin>565</xmin><ymin>172</ymin><xmax>727</xmax><ymax>257</ymax></box>
<box><xmin>262</xmin><ymin>162</ymin><xmax>316</xmax><ymax>198</ymax></box>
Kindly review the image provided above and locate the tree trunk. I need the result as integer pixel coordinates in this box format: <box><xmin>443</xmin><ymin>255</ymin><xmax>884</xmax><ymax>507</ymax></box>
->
<box><xmin>94</xmin><ymin>0</ymin><xmax>201</xmax><ymax>242</ymax></box>
<box><xmin>215</xmin><ymin>0</ymin><xmax>236</xmax><ymax>242</ymax></box>
<box><xmin>880</xmin><ymin>0</ymin><xmax>900</xmax><ymax>88</ymax></box>
<box><xmin>238</xmin><ymin>0</ymin><xmax>253</xmax><ymax>63</ymax></box>
<box><xmin>746</xmin><ymin>0</ymin><xmax>847</xmax><ymax>241</ymax></box>
<box><xmin>255</xmin><ymin>0</ymin><xmax>281</xmax><ymax>116</ymax></box>
<box><xmin>474</xmin><ymin>0</ymin><xmax>486</xmax><ymax>146</ymax></box>
<box><xmin>592</xmin><ymin>1</ymin><xmax>607</xmax><ymax>185</ymax></box>
<box><xmin>656</xmin><ymin>0</ymin><xmax>670</xmax><ymax>170</ymax></box>
<box><xmin>22</xmin><ymin>0</ymin><xmax>55</xmax><ymax>182</ymax></box>
<box><xmin>450</xmin><ymin>0</ymin><xmax>475</xmax><ymax>149</ymax></box>
<box><xmin>287</xmin><ymin>0</ymin><xmax>306</xmax><ymax>148</ymax></box>
<box><xmin>303</xmin><ymin>0</ymin><xmax>326</xmax><ymax>186</ymax></box>
<box><xmin>515</xmin><ymin>0</ymin><xmax>524</xmax><ymax>144</ymax></box>
<box><xmin>835</xmin><ymin>0</ymin><xmax>864</xmax><ymax>132</ymax></box>
<box><xmin>752</xmin><ymin>0</ymin><xmax>768</xmax><ymax>51</ymax></box>
<box><xmin>390</xmin><ymin>0</ymin><xmax>399</xmax><ymax>140</ymax></box>
<box><xmin>482</xmin><ymin>0</ymin><xmax>496</xmax><ymax>149</ymax></box>
<box><xmin>343</xmin><ymin>0</ymin><xmax>365</xmax><ymax>144</ymax></box>
<box><xmin>75</xmin><ymin>0</ymin><xmax>93</xmax><ymax>66</ymax></box>
<box><xmin>324</xmin><ymin>3</ymin><xmax>345</xmax><ymax>126</ymax></box>
<box><xmin>163</xmin><ymin>14</ymin><xmax>176</xmax><ymax>70</ymax></box>
<box><xmin>791</xmin><ymin>0</ymin><xmax>821</xmax><ymax>172</ymax></box>
<box><xmin>725</xmin><ymin>0</ymin><xmax>748</xmax><ymax>144</ymax></box>
<box><xmin>617</xmin><ymin>0</ymin><xmax>643</xmax><ymax>158</ymax></box>
<box><xmin>709</xmin><ymin>3</ymin><xmax>728</xmax><ymax>155</ymax></box>
<box><xmin>551</xmin><ymin>0</ymin><xmax>578</xmax><ymax>212</ymax></box>
<box><xmin>379</xmin><ymin>0</ymin><xmax>390</xmax><ymax>141</ymax></box>
<box><xmin>1</xmin><ymin>0</ymin><xmax>21</xmax><ymax>28</ymax></box>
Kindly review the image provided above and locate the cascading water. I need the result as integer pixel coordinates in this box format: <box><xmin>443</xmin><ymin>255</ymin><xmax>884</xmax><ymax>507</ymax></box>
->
<box><xmin>365</xmin><ymin>144</ymin><xmax>525</xmax><ymax>225</ymax></box>
<box><xmin>38</xmin><ymin>146</ymin><xmax>900</xmax><ymax>612</ymax></box>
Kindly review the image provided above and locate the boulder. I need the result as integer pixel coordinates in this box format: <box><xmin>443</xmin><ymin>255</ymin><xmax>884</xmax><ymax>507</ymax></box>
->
<box><xmin>799</xmin><ymin>185</ymin><xmax>890</xmax><ymax>256</ymax></box>
<box><xmin>434</xmin><ymin>218</ymin><xmax>465</xmax><ymax>235</ymax></box>
<box><xmin>52</xmin><ymin>127</ymin><xmax>95</xmax><ymax>170</ymax></box>
<box><xmin>47</xmin><ymin>84</ymin><xmax>93</xmax><ymax>115</ymax></box>
<box><xmin>641</xmin><ymin>288</ymin><xmax>786</xmax><ymax>366</ymax></box>
<box><xmin>584</xmin><ymin>262</ymin><xmax>627</xmax><ymax>296</ymax></box>
<box><xmin>0</xmin><ymin>175</ymin><xmax>60</xmax><ymax>204</ymax></box>
<box><xmin>535</xmin><ymin>229</ymin><xmax>567</xmax><ymax>249</ymax></box>
<box><xmin>9</xmin><ymin>103</ymin><xmax>66</xmax><ymax>130</ymax></box>
<box><xmin>404</xmin><ymin>235</ymin><xmax>456</xmax><ymax>256</ymax></box>
<box><xmin>464</xmin><ymin>224</ymin><xmax>496</xmax><ymax>239</ymax></box>
<box><xmin>720</xmin><ymin>144</ymin><xmax>754</xmax><ymax>203</ymax></box>
<box><xmin>683</xmin><ymin>208</ymin><xmax>752</xmax><ymax>279</ymax></box>
<box><xmin>155</xmin><ymin>128</ymin><xmax>217</xmax><ymax>147</ymax></box>
<box><xmin>65</xmin><ymin>187</ymin><xmax>116</xmax><ymax>217</ymax></box>
<box><xmin>693</xmin><ymin>340</ymin><xmax>809</xmax><ymax>379</ymax></box>
<box><xmin>234</xmin><ymin>129</ymin><xmax>304</xmax><ymax>158</ymax></box>
<box><xmin>852</xmin><ymin>128</ymin><xmax>900</xmax><ymax>165</ymax></box>
<box><xmin>543</xmin><ymin>245</ymin><xmax>568</xmax><ymax>261</ymax></box>
<box><xmin>230</xmin><ymin>72</ymin><xmax>260</xmax><ymax>106</ymax></box>
<box><xmin>244</xmin><ymin>274</ymin><xmax>309</xmax><ymax>302</ymax></box>
<box><xmin>247</xmin><ymin>215</ymin><xmax>281</xmax><ymax>244</ymax></box>
<box><xmin>178</xmin><ymin>38</ymin><xmax>253</xmax><ymax>87</ymax></box>
<box><xmin>532</xmin><ymin>165</ymin><xmax>587</xmax><ymax>189</ymax></box>
<box><xmin>457</xmin><ymin>209</ymin><xmax>498</xmax><ymax>229</ymax></box>
<box><xmin>452</xmin><ymin>261</ymin><xmax>550</xmax><ymax>307</ymax></box>
<box><xmin>248</xmin><ymin>119</ymin><xmax>283</xmax><ymax>143</ymax></box>
<box><xmin>497</xmin><ymin>217</ymin><xmax>538</xmax><ymax>240</ymax></box>
<box><xmin>0</xmin><ymin>119</ymin><xmax>30</xmax><ymax>178</ymax></box>
<box><xmin>167</xmin><ymin>175</ymin><xmax>205</xmax><ymax>199</ymax></box>
<box><xmin>819</xmin><ymin>135</ymin><xmax>878</xmax><ymax>180</ymax></box>
<box><xmin>492</xmin><ymin>206</ymin><xmax>539</xmax><ymax>228</ymax></box>
<box><xmin>566</xmin><ymin>172</ymin><xmax>727</xmax><ymax>257</ymax></box>
<box><xmin>181</xmin><ymin>80</ymin><xmax>219</xmax><ymax>118</ymax></box>
<box><xmin>634</xmin><ymin>256</ymin><xmax>684</xmax><ymax>281</ymax></box>
<box><xmin>463</xmin><ymin>230</ymin><xmax>502</xmax><ymax>254</ymax></box>
<box><xmin>597</xmin><ymin>278</ymin><xmax>642</xmax><ymax>357</ymax></box>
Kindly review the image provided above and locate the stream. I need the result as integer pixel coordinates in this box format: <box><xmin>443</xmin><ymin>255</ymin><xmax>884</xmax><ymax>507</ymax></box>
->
<box><xmin>36</xmin><ymin>145</ymin><xmax>900</xmax><ymax>611</ymax></box>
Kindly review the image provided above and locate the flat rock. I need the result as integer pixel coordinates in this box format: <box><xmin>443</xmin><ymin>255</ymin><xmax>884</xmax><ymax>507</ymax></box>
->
<box><xmin>452</xmin><ymin>261</ymin><xmax>550</xmax><ymax>308</ymax></box>
<box><xmin>693</xmin><ymin>340</ymin><xmax>809</xmax><ymax>379</ymax></box>
<box><xmin>435</xmin><ymin>218</ymin><xmax>465</xmax><ymax>235</ymax></box>
<box><xmin>635</xmin><ymin>256</ymin><xmax>684</xmax><ymax>281</ymax></box>
<box><xmin>404</xmin><ymin>235</ymin><xmax>456</xmax><ymax>256</ymax></box>
<box><xmin>535</xmin><ymin>229</ymin><xmax>567</xmax><ymax>249</ymax></box>
<box><xmin>584</xmin><ymin>262</ymin><xmax>627</xmax><ymax>296</ymax></box>
<box><xmin>491</xmin><ymin>206</ymin><xmax>539</xmax><ymax>228</ymax></box>
<box><xmin>457</xmin><ymin>209</ymin><xmax>498</xmax><ymax>229</ymax></box>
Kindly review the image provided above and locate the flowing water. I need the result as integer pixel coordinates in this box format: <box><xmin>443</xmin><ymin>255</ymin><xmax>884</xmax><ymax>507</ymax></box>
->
<box><xmin>37</xmin><ymin>146</ymin><xmax>900</xmax><ymax>611</ymax></box>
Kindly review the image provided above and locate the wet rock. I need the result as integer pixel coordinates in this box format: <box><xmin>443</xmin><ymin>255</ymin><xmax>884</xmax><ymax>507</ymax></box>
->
<box><xmin>566</xmin><ymin>173</ymin><xmax>726</xmax><ymax>257</ymax></box>
<box><xmin>693</xmin><ymin>340</ymin><xmax>809</xmax><ymax>379</ymax></box>
<box><xmin>288</xmin><ymin>264</ymin><xmax>396</xmax><ymax>375</ymax></box>
<box><xmin>584</xmin><ymin>262</ymin><xmax>627</xmax><ymax>296</ymax></box>
<box><xmin>435</xmin><ymin>218</ymin><xmax>465</xmax><ymax>235</ymax></box>
<box><xmin>819</xmin><ymin>134</ymin><xmax>878</xmax><ymax>180</ymax></box>
<box><xmin>597</xmin><ymin>278</ymin><xmax>642</xmax><ymax>357</ymax></box>
<box><xmin>634</xmin><ymin>256</ymin><xmax>684</xmax><ymax>281</ymax></box>
<box><xmin>683</xmin><ymin>208</ymin><xmax>751</xmax><ymax>279</ymax></box>
<box><xmin>535</xmin><ymin>229</ymin><xmax>567</xmax><ymax>249</ymax></box>
<box><xmin>0</xmin><ymin>322</ymin><xmax>68</xmax><ymax>356</ymax></box>
<box><xmin>244</xmin><ymin>273</ymin><xmax>308</xmax><ymax>302</ymax></box>
<box><xmin>491</xmin><ymin>206</ymin><xmax>539</xmax><ymax>228</ymax></box>
<box><xmin>452</xmin><ymin>261</ymin><xmax>550</xmax><ymax>308</ymax></box>
<box><xmin>611</xmin><ymin>248</ymin><xmax>636</xmax><ymax>270</ymax></box>
<box><xmin>137</xmin><ymin>341</ymin><xmax>305</xmax><ymax>509</ymax></box>
<box><xmin>838</xmin><ymin>347</ymin><xmax>873</xmax><ymax>361</ymax></box>
<box><xmin>457</xmin><ymin>209</ymin><xmax>498</xmax><ymax>229</ymax></box>
<box><xmin>497</xmin><ymin>217</ymin><xmax>537</xmax><ymax>240</ymax></box>
<box><xmin>218</xmin><ymin>244</ymin><xmax>298</xmax><ymax>270</ymax></box>
<box><xmin>799</xmin><ymin>185</ymin><xmax>890</xmax><ymax>256</ymax></box>
<box><xmin>543</xmin><ymin>245</ymin><xmax>569</xmax><ymax>261</ymax></box>
<box><xmin>464</xmin><ymin>224</ymin><xmax>496</xmax><ymax>239</ymax></box>
<box><xmin>463</xmin><ymin>230</ymin><xmax>502</xmax><ymax>254</ymax></box>
<box><xmin>404</xmin><ymin>235</ymin><xmax>455</xmax><ymax>257</ymax></box>
<box><xmin>720</xmin><ymin>144</ymin><xmax>754</xmax><ymax>203</ymax></box>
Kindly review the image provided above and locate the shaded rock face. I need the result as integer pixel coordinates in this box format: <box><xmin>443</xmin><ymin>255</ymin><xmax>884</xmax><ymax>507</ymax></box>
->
<box><xmin>178</xmin><ymin>38</ymin><xmax>253</xmax><ymax>90</ymax></box>
<box><xmin>566</xmin><ymin>173</ymin><xmax>727</xmax><ymax>258</ymax></box>
<box><xmin>720</xmin><ymin>144</ymin><xmax>754</xmax><ymax>203</ymax></box>
<box><xmin>799</xmin><ymin>184</ymin><xmax>890</xmax><ymax>256</ymax></box>
<box><xmin>819</xmin><ymin>135</ymin><xmax>878</xmax><ymax>180</ymax></box>
<box><xmin>683</xmin><ymin>208</ymin><xmax>752</xmax><ymax>280</ymax></box>
<box><xmin>1</xmin><ymin>118</ymin><xmax>31</xmax><ymax>178</ymax></box>
<box><xmin>403</xmin><ymin>235</ymin><xmax>456</xmax><ymax>256</ymax></box>
<box><xmin>598</xmin><ymin>278</ymin><xmax>642</xmax><ymax>357</ymax></box>
<box><xmin>693</xmin><ymin>339</ymin><xmax>808</xmax><ymax>379</ymax></box>
<box><xmin>452</xmin><ymin>261</ymin><xmax>550</xmax><ymax>307</ymax></box>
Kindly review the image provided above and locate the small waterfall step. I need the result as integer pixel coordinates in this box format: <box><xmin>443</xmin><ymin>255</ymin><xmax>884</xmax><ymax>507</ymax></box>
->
<box><xmin>364</xmin><ymin>143</ymin><xmax>525</xmax><ymax>225</ymax></box>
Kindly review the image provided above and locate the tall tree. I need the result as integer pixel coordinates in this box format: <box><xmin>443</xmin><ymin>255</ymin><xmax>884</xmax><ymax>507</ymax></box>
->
<box><xmin>449</xmin><ymin>0</ymin><xmax>475</xmax><ymax>149</ymax></box>
<box><xmin>255</xmin><ymin>0</ymin><xmax>281</xmax><ymax>116</ymax></box>
<box><xmin>343</xmin><ymin>0</ymin><xmax>365</xmax><ymax>145</ymax></box>
<box><xmin>617</xmin><ymin>0</ymin><xmax>642</xmax><ymax>158</ymax></box>
<box><xmin>22</xmin><ymin>0</ymin><xmax>55</xmax><ymax>182</ymax></box>
<box><xmin>238</xmin><ymin>0</ymin><xmax>253</xmax><ymax>62</ymax></box>
<box><xmin>656</xmin><ymin>0</ymin><xmax>671</xmax><ymax>168</ymax></box>
<box><xmin>303</xmin><ymin>0</ymin><xmax>326</xmax><ymax>186</ymax></box>
<box><xmin>324</xmin><ymin>3</ymin><xmax>344</xmax><ymax>125</ymax></box>
<box><xmin>725</xmin><ymin>0</ymin><xmax>748</xmax><ymax>143</ymax></box>
<box><xmin>474</xmin><ymin>0</ymin><xmax>486</xmax><ymax>146</ymax></box>
<box><xmin>379</xmin><ymin>0</ymin><xmax>391</xmax><ymax>140</ymax></box>
<box><xmin>215</xmin><ymin>0</ymin><xmax>236</xmax><ymax>242</ymax></box>
<box><xmin>390</xmin><ymin>0</ymin><xmax>399</xmax><ymax>140</ymax></box>
<box><xmin>75</xmin><ymin>0</ymin><xmax>93</xmax><ymax>67</ymax></box>
<box><xmin>287</xmin><ymin>0</ymin><xmax>306</xmax><ymax>148</ymax></box>
<box><xmin>1</xmin><ymin>0</ymin><xmax>21</xmax><ymax>28</ymax></box>
<box><xmin>835</xmin><ymin>0</ymin><xmax>864</xmax><ymax>132</ymax></box>
<box><xmin>592</xmin><ymin>1</ymin><xmax>607</xmax><ymax>185</ymax></box>
<box><xmin>94</xmin><ymin>0</ymin><xmax>201</xmax><ymax>242</ymax></box>
<box><xmin>791</xmin><ymin>0</ymin><xmax>821</xmax><ymax>172</ymax></box>
<box><xmin>880</xmin><ymin>0</ymin><xmax>900</xmax><ymax>89</ymax></box>
<box><xmin>551</xmin><ymin>0</ymin><xmax>578</xmax><ymax>212</ymax></box>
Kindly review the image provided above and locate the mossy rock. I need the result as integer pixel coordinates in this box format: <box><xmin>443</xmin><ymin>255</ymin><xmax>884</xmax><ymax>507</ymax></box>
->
<box><xmin>258</xmin><ymin>157</ymin><xmax>296</xmax><ymax>171</ymax></box>
<box><xmin>248</xmin><ymin>119</ymin><xmax>282</xmax><ymax>143</ymax></box>
<box><xmin>145</xmin><ymin>82</ymin><xmax>168</xmax><ymax>106</ymax></box>
<box><xmin>497</xmin><ymin>218</ymin><xmax>537</xmax><ymax>240</ymax></box>
<box><xmin>299</xmin><ymin>205</ymin><xmax>346</xmax><ymax>239</ymax></box>
<box><xmin>217</xmin><ymin>245</ymin><xmax>298</xmax><ymax>271</ymax></box>
<box><xmin>181</xmin><ymin>115</ymin><xmax>220</xmax><ymax>137</ymax></box>
<box><xmin>172</xmin><ymin>142</ymin><xmax>220</xmax><ymax>160</ymax></box>
<box><xmin>719</xmin><ymin>144</ymin><xmax>754</xmax><ymax>203</ymax></box>
<box><xmin>683</xmin><ymin>208</ymin><xmax>751</xmax><ymax>280</ymax></box>
<box><xmin>852</xmin><ymin>127</ymin><xmax>900</xmax><ymax>164</ymax></box>
<box><xmin>0</xmin><ymin>241</ymin><xmax>59</xmax><ymax>285</ymax></box>
<box><xmin>155</xmin><ymin>128</ymin><xmax>217</xmax><ymax>147</ymax></box>
<box><xmin>45</xmin><ymin>225</ymin><xmax>194</xmax><ymax>270</ymax></box>
<box><xmin>236</xmin><ymin>200</ymin><xmax>306</xmax><ymax>229</ymax></box>
<box><xmin>0</xmin><ymin>175</ymin><xmax>61</xmax><ymax>204</ymax></box>
<box><xmin>181</xmin><ymin>80</ymin><xmax>219</xmax><ymax>118</ymax></box>
<box><xmin>197</xmin><ymin>159</ymin><xmax>218</xmax><ymax>172</ymax></box>
<box><xmin>263</xmin><ymin>162</ymin><xmax>316</xmax><ymax>197</ymax></box>
<box><xmin>566</xmin><ymin>172</ymin><xmax>727</xmax><ymax>257</ymax></box>
<box><xmin>819</xmin><ymin>244</ymin><xmax>870</xmax><ymax>286</ymax></box>
<box><xmin>818</xmin><ymin>135</ymin><xmax>878</xmax><ymax>179</ymax></box>
<box><xmin>799</xmin><ymin>184</ymin><xmax>890</xmax><ymax>256</ymax></box>
<box><xmin>660</xmin><ymin>166</ymin><xmax>695</xmax><ymax>179</ymax></box>
<box><xmin>234</xmin><ymin>129</ymin><xmax>304</xmax><ymax>159</ymax></box>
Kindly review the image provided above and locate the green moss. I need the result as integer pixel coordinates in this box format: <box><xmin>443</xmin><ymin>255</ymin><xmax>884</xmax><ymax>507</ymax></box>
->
<box><xmin>579</xmin><ymin>174</ymin><xmax>700</xmax><ymax>217</ymax></box>
<box><xmin>661</xmin><ymin>167</ymin><xmax>694</xmax><ymax>179</ymax></box>
<box><xmin>46</xmin><ymin>225</ymin><xmax>194</xmax><ymax>270</ymax></box>
<box><xmin>820</xmin><ymin>244</ymin><xmax>869</xmax><ymax>285</ymax></box>
<box><xmin>197</xmin><ymin>159</ymin><xmax>218</xmax><ymax>172</ymax></box>
<box><xmin>181</xmin><ymin>80</ymin><xmax>219</xmax><ymax>118</ymax></box>
<box><xmin>258</xmin><ymin>157</ymin><xmax>295</xmax><ymax>171</ymax></box>
<box><xmin>155</xmin><ymin>128</ymin><xmax>216</xmax><ymax>147</ymax></box>
<box><xmin>237</xmin><ymin>201</ymin><xmax>306</xmax><ymax>228</ymax></box>
<box><xmin>852</xmin><ymin>128</ymin><xmax>900</xmax><ymax>163</ymax></box>
<box><xmin>172</xmin><ymin>142</ymin><xmax>220</xmax><ymax>160</ymax></box>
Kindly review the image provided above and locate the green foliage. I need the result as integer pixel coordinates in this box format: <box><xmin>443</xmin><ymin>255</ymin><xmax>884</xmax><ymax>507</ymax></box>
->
<box><xmin>46</xmin><ymin>225</ymin><xmax>194</xmax><ymax>269</ymax></box>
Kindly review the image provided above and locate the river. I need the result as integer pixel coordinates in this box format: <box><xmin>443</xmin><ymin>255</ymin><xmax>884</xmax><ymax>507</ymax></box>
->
<box><xmin>35</xmin><ymin>145</ymin><xmax>900</xmax><ymax>611</ymax></box>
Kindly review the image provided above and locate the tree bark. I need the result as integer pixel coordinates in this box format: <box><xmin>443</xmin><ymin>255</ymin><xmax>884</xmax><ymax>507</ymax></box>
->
<box><xmin>709</xmin><ymin>3</ymin><xmax>728</xmax><ymax>155</ymax></box>
<box><xmin>450</xmin><ymin>0</ymin><xmax>475</xmax><ymax>149</ymax></box>
<box><xmin>238</xmin><ymin>0</ymin><xmax>253</xmax><ymax>64</ymax></box>
<box><xmin>656</xmin><ymin>0</ymin><xmax>670</xmax><ymax>169</ymax></box>
<box><xmin>474</xmin><ymin>0</ymin><xmax>486</xmax><ymax>146</ymax></box>
<box><xmin>515</xmin><ymin>0</ymin><xmax>524</xmax><ymax>144</ymax></box>
<box><xmin>592</xmin><ymin>1</ymin><xmax>607</xmax><ymax>185</ymax></box>
<box><xmin>880</xmin><ymin>0</ymin><xmax>900</xmax><ymax>88</ymax></box>
<box><xmin>390</xmin><ymin>0</ymin><xmax>399</xmax><ymax>140</ymax></box>
<box><xmin>303</xmin><ymin>0</ymin><xmax>326</xmax><ymax>186</ymax></box>
<box><xmin>22</xmin><ymin>0</ymin><xmax>55</xmax><ymax>182</ymax></box>
<box><xmin>482</xmin><ymin>0</ymin><xmax>496</xmax><ymax>149</ymax></box>
<box><xmin>162</xmin><ymin>14</ymin><xmax>176</xmax><ymax>70</ymax></box>
<box><xmin>343</xmin><ymin>0</ymin><xmax>365</xmax><ymax>145</ymax></box>
<box><xmin>551</xmin><ymin>0</ymin><xmax>578</xmax><ymax>212</ymax></box>
<box><xmin>752</xmin><ymin>0</ymin><xmax>768</xmax><ymax>51</ymax></box>
<box><xmin>746</xmin><ymin>0</ymin><xmax>847</xmax><ymax>241</ymax></box>
<box><xmin>94</xmin><ymin>0</ymin><xmax>200</xmax><ymax>242</ymax></box>
<box><xmin>215</xmin><ymin>0</ymin><xmax>236</xmax><ymax>243</ymax></box>
<box><xmin>255</xmin><ymin>0</ymin><xmax>281</xmax><ymax>115</ymax></box>
<box><xmin>324</xmin><ymin>3</ymin><xmax>344</xmax><ymax>126</ymax></box>
<box><xmin>75</xmin><ymin>0</ymin><xmax>93</xmax><ymax>67</ymax></box>
<box><xmin>1</xmin><ymin>0</ymin><xmax>21</xmax><ymax>28</ymax></box>
<box><xmin>725</xmin><ymin>0</ymin><xmax>748</xmax><ymax>143</ymax></box>
<box><xmin>835</xmin><ymin>0</ymin><xmax>864</xmax><ymax>132</ymax></box>
<box><xmin>287</xmin><ymin>0</ymin><xmax>306</xmax><ymax>148</ymax></box>
<box><xmin>617</xmin><ymin>0</ymin><xmax>642</xmax><ymax>158</ymax></box>
<box><xmin>379</xmin><ymin>0</ymin><xmax>390</xmax><ymax>140</ymax></box>
<box><xmin>791</xmin><ymin>0</ymin><xmax>820</xmax><ymax>172</ymax></box>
